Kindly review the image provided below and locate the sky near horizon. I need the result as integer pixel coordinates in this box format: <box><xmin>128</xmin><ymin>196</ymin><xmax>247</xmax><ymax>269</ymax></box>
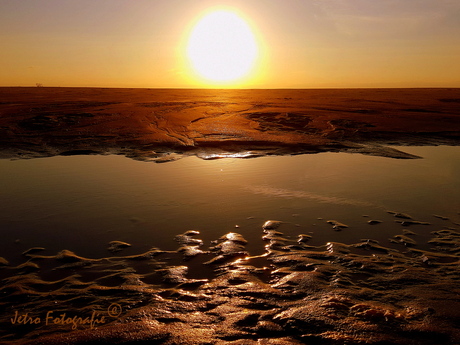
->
<box><xmin>1</xmin><ymin>0</ymin><xmax>459</xmax><ymax>88</ymax></box>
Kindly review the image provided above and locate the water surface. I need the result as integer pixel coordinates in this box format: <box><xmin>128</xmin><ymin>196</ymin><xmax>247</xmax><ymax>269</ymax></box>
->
<box><xmin>1</xmin><ymin>146</ymin><xmax>459</xmax><ymax>264</ymax></box>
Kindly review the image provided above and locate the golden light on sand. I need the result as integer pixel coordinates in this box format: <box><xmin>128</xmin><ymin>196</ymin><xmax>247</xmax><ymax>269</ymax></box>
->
<box><xmin>186</xmin><ymin>10</ymin><xmax>259</xmax><ymax>85</ymax></box>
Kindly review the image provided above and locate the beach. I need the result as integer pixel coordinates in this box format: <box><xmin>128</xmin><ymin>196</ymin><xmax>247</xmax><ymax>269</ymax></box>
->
<box><xmin>1</xmin><ymin>87</ymin><xmax>460</xmax><ymax>345</ymax></box>
<box><xmin>1</xmin><ymin>88</ymin><xmax>460</xmax><ymax>161</ymax></box>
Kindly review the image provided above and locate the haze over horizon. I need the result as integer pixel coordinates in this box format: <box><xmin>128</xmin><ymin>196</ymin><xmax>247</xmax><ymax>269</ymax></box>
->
<box><xmin>1</xmin><ymin>0</ymin><xmax>459</xmax><ymax>89</ymax></box>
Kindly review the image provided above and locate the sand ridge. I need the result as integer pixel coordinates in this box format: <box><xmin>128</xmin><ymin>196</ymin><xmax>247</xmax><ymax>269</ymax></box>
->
<box><xmin>0</xmin><ymin>221</ymin><xmax>459</xmax><ymax>344</ymax></box>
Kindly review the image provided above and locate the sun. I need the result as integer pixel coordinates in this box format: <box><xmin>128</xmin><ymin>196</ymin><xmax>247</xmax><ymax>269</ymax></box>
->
<box><xmin>186</xmin><ymin>9</ymin><xmax>259</xmax><ymax>85</ymax></box>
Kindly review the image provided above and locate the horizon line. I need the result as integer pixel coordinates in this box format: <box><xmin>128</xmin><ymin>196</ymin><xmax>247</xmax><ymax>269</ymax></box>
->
<box><xmin>1</xmin><ymin>85</ymin><xmax>459</xmax><ymax>90</ymax></box>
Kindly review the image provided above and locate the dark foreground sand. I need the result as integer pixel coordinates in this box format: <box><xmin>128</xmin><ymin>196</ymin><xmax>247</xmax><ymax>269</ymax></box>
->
<box><xmin>1</xmin><ymin>88</ymin><xmax>460</xmax><ymax>344</ymax></box>
<box><xmin>1</xmin><ymin>87</ymin><xmax>460</xmax><ymax>160</ymax></box>
<box><xmin>1</xmin><ymin>223</ymin><xmax>459</xmax><ymax>345</ymax></box>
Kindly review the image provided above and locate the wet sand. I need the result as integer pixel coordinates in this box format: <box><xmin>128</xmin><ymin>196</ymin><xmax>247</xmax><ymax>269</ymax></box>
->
<box><xmin>1</xmin><ymin>87</ymin><xmax>460</xmax><ymax>160</ymax></box>
<box><xmin>1</xmin><ymin>87</ymin><xmax>460</xmax><ymax>344</ymax></box>
<box><xmin>0</xmin><ymin>222</ymin><xmax>459</xmax><ymax>345</ymax></box>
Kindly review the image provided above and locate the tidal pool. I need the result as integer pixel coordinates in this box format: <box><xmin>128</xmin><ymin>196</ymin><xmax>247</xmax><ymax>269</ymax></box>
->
<box><xmin>0</xmin><ymin>145</ymin><xmax>459</xmax><ymax>264</ymax></box>
<box><xmin>1</xmin><ymin>146</ymin><xmax>460</xmax><ymax>344</ymax></box>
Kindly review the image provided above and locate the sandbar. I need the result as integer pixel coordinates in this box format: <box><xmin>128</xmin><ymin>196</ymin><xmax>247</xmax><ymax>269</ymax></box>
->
<box><xmin>1</xmin><ymin>87</ymin><xmax>460</xmax><ymax>161</ymax></box>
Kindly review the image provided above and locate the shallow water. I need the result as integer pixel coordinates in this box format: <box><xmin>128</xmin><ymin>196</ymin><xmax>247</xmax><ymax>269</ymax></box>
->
<box><xmin>1</xmin><ymin>146</ymin><xmax>460</xmax><ymax>344</ymax></box>
<box><xmin>1</xmin><ymin>146</ymin><xmax>459</xmax><ymax>265</ymax></box>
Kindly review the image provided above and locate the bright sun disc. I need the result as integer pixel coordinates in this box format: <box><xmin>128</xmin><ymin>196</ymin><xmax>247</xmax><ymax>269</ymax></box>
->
<box><xmin>186</xmin><ymin>10</ymin><xmax>259</xmax><ymax>84</ymax></box>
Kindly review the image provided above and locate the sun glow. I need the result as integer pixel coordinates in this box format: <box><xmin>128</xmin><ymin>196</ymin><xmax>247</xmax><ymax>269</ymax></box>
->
<box><xmin>185</xmin><ymin>9</ymin><xmax>260</xmax><ymax>86</ymax></box>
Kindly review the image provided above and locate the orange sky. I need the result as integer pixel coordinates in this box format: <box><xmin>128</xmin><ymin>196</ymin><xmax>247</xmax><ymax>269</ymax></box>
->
<box><xmin>1</xmin><ymin>0</ymin><xmax>459</xmax><ymax>88</ymax></box>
